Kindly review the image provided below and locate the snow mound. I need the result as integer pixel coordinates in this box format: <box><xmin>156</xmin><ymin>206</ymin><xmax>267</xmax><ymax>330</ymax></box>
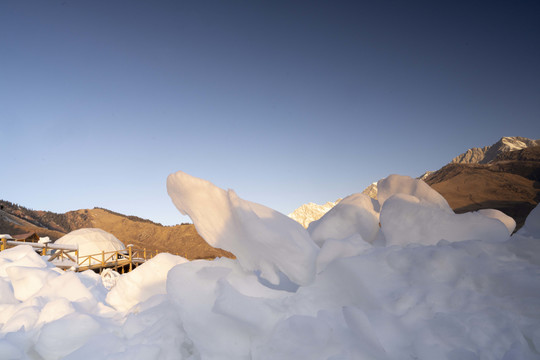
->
<box><xmin>517</xmin><ymin>203</ymin><xmax>540</xmax><ymax>238</ymax></box>
<box><xmin>100</xmin><ymin>269</ymin><xmax>120</xmax><ymax>290</ymax></box>
<box><xmin>477</xmin><ymin>208</ymin><xmax>516</xmax><ymax>234</ymax></box>
<box><xmin>55</xmin><ymin>228</ymin><xmax>125</xmax><ymax>264</ymax></box>
<box><xmin>106</xmin><ymin>253</ymin><xmax>188</xmax><ymax>312</ymax></box>
<box><xmin>167</xmin><ymin>171</ymin><xmax>319</xmax><ymax>286</ymax></box>
<box><xmin>308</xmin><ymin>193</ymin><xmax>379</xmax><ymax>245</ymax></box>
<box><xmin>380</xmin><ymin>193</ymin><xmax>510</xmax><ymax>246</ymax></box>
<box><xmin>377</xmin><ymin>174</ymin><xmax>451</xmax><ymax>211</ymax></box>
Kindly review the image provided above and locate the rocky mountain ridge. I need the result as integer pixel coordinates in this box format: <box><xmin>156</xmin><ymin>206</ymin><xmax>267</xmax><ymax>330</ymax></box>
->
<box><xmin>451</xmin><ymin>136</ymin><xmax>540</xmax><ymax>165</ymax></box>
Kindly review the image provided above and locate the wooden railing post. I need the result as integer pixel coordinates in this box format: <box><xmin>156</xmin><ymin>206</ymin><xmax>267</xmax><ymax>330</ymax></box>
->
<box><xmin>102</xmin><ymin>251</ymin><xmax>105</xmax><ymax>267</ymax></box>
<box><xmin>144</xmin><ymin>248</ymin><xmax>147</xmax><ymax>260</ymax></box>
<box><xmin>1</xmin><ymin>238</ymin><xmax>6</xmax><ymax>251</ymax></box>
<box><xmin>128</xmin><ymin>245</ymin><xmax>133</xmax><ymax>272</ymax></box>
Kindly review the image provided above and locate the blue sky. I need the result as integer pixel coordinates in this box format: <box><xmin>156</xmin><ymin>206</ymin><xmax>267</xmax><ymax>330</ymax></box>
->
<box><xmin>1</xmin><ymin>0</ymin><xmax>539</xmax><ymax>226</ymax></box>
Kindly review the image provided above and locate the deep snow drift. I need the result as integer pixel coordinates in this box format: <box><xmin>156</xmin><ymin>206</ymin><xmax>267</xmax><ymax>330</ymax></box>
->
<box><xmin>1</xmin><ymin>171</ymin><xmax>539</xmax><ymax>360</ymax></box>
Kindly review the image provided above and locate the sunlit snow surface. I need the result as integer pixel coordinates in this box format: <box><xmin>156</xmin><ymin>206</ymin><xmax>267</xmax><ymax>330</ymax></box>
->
<box><xmin>1</xmin><ymin>172</ymin><xmax>540</xmax><ymax>360</ymax></box>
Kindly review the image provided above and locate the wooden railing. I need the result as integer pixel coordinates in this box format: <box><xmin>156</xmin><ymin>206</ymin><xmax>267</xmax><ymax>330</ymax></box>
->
<box><xmin>1</xmin><ymin>238</ymin><xmax>78</xmax><ymax>256</ymax></box>
<box><xmin>0</xmin><ymin>238</ymin><xmax>160</xmax><ymax>272</ymax></box>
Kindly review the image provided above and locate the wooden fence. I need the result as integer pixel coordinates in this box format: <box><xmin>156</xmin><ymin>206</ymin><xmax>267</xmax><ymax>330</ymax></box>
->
<box><xmin>0</xmin><ymin>238</ymin><xmax>160</xmax><ymax>273</ymax></box>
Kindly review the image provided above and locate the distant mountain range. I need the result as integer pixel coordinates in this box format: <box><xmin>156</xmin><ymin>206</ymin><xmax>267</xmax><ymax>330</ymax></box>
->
<box><xmin>289</xmin><ymin>136</ymin><xmax>540</xmax><ymax>229</ymax></box>
<box><xmin>0</xmin><ymin>201</ymin><xmax>232</xmax><ymax>260</ymax></box>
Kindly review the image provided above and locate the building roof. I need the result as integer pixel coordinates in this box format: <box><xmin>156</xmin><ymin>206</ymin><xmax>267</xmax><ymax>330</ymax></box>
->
<box><xmin>12</xmin><ymin>232</ymin><xmax>39</xmax><ymax>241</ymax></box>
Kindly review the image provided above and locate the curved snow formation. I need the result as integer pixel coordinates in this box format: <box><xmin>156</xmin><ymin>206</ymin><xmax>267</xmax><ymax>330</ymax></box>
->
<box><xmin>377</xmin><ymin>174</ymin><xmax>451</xmax><ymax>211</ymax></box>
<box><xmin>55</xmin><ymin>228</ymin><xmax>125</xmax><ymax>265</ymax></box>
<box><xmin>308</xmin><ymin>193</ymin><xmax>379</xmax><ymax>246</ymax></box>
<box><xmin>167</xmin><ymin>171</ymin><xmax>319</xmax><ymax>286</ymax></box>
<box><xmin>477</xmin><ymin>208</ymin><xmax>516</xmax><ymax>234</ymax></box>
<box><xmin>517</xmin><ymin>203</ymin><xmax>540</xmax><ymax>238</ymax></box>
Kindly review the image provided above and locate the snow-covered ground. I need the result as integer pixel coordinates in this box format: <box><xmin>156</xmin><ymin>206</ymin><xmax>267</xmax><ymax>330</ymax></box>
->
<box><xmin>1</xmin><ymin>171</ymin><xmax>539</xmax><ymax>360</ymax></box>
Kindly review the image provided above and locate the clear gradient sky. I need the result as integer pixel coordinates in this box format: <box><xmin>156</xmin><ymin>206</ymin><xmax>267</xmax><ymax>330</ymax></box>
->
<box><xmin>1</xmin><ymin>1</ymin><xmax>539</xmax><ymax>226</ymax></box>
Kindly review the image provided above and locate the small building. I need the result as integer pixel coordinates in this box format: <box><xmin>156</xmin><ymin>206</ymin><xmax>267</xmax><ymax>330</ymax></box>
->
<box><xmin>12</xmin><ymin>232</ymin><xmax>40</xmax><ymax>243</ymax></box>
<box><xmin>55</xmin><ymin>228</ymin><xmax>126</xmax><ymax>266</ymax></box>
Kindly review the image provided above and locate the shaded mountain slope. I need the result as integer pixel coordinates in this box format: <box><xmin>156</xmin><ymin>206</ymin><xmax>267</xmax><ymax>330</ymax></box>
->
<box><xmin>424</xmin><ymin>146</ymin><xmax>540</xmax><ymax>229</ymax></box>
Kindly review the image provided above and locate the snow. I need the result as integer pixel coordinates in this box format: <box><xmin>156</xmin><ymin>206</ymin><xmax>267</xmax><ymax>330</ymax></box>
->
<box><xmin>0</xmin><ymin>172</ymin><xmax>539</xmax><ymax>359</ymax></box>
<box><xmin>100</xmin><ymin>269</ymin><xmax>120</xmax><ymax>290</ymax></box>
<box><xmin>55</xmin><ymin>228</ymin><xmax>126</xmax><ymax>265</ymax></box>
<box><xmin>167</xmin><ymin>170</ymin><xmax>319</xmax><ymax>286</ymax></box>
<box><xmin>477</xmin><ymin>208</ymin><xmax>516</xmax><ymax>234</ymax></box>
<box><xmin>517</xmin><ymin>203</ymin><xmax>540</xmax><ymax>238</ymax></box>
<box><xmin>39</xmin><ymin>236</ymin><xmax>51</xmax><ymax>244</ymax></box>
<box><xmin>106</xmin><ymin>253</ymin><xmax>188</xmax><ymax>312</ymax></box>
<box><xmin>377</xmin><ymin>174</ymin><xmax>452</xmax><ymax>211</ymax></box>
<box><xmin>308</xmin><ymin>193</ymin><xmax>380</xmax><ymax>246</ymax></box>
<box><xmin>380</xmin><ymin>193</ymin><xmax>510</xmax><ymax>246</ymax></box>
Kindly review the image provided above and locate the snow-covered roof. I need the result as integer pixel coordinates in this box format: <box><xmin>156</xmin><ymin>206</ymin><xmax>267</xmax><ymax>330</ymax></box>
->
<box><xmin>54</xmin><ymin>228</ymin><xmax>126</xmax><ymax>259</ymax></box>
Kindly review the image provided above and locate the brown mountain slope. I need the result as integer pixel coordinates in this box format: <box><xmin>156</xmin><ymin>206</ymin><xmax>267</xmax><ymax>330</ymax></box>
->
<box><xmin>424</xmin><ymin>147</ymin><xmax>540</xmax><ymax>229</ymax></box>
<box><xmin>0</xmin><ymin>202</ymin><xmax>232</xmax><ymax>260</ymax></box>
<box><xmin>0</xmin><ymin>208</ymin><xmax>66</xmax><ymax>240</ymax></box>
<box><xmin>74</xmin><ymin>208</ymin><xmax>232</xmax><ymax>259</ymax></box>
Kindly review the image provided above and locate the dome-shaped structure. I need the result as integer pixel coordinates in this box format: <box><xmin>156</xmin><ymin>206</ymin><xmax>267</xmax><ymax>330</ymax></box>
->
<box><xmin>55</xmin><ymin>228</ymin><xmax>125</xmax><ymax>265</ymax></box>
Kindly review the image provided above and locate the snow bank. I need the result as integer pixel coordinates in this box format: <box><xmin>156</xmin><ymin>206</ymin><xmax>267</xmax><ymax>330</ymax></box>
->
<box><xmin>377</xmin><ymin>174</ymin><xmax>452</xmax><ymax>211</ymax></box>
<box><xmin>55</xmin><ymin>228</ymin><xmax>125</xmax><ymax>265</ymax></box>
<box><xmin>478</xmin><ymin>208</ymin><xmax>516</xmax><ymax>234</ymax></box>
<box><xmin>0</xmin><ymin>172</ymin><xmax>539</xmax><ymax>360</ymax></box>
<box><xmin>518</xmin><ymin>203</ymin><xmax>540</xmax><ymax>238</ymax></box>
<box><xmin>308</xmin><ymin>193</ymin><xmax>379</xmax><ymax>245</ymax></box>
<box><xmin>106</xmin><ymin>253</ymin><xmax>188</xmax><ymax>312</ymax></box>
<box><xmin>380</xmin><ymin>193</ymin><xmax>510</xmax><ymax>246</ymax></box>
<box><xmin>167</xmin><ymin>171</ymin><xmax>319</xmax><ymax>286</ymax></box>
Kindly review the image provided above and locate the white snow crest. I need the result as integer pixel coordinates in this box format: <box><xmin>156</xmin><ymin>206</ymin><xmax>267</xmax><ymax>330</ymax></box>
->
<box><xmin>166</xmin><ymin>170</ymin><xmax>319</xmax><ymax>286</ymax></box>
<box><xmin>377</xmin><ymin>174</ymin><xmax>451</xmax><ymax>211</ymax></box>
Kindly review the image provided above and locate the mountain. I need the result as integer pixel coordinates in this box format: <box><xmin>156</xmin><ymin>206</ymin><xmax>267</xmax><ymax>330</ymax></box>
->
<box><xmin>361</xmin><ymin>182</ymin><xmax>378</xmax><ymax>199</ymax></box>
<box><xmin>451</xmin><ymin>136</ymin><xmax>540</xmax><ymax>164</ymax></box>
<box><xmin>0</xmin><ymin>201</ymin><xmax>232</xmax><ymax>260</ymax></box>
<box><xmin>288</xmin><ymin>136</ymin><xmax>540</xmax><ymax>230</ymax></box>
<box><xmin>424</xmin><ymin>145</ymin><xmax>540</xmax><ymax>229</ymax></box>
<box><xmin>288</xmin><ymin>199</ymin><xmax>341</xmax><ymax>228</ymax></box>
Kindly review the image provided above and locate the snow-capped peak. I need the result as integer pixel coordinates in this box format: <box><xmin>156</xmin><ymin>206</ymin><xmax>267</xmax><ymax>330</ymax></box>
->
<box><xmin>451</xmin><ymin>136</ymin><xmax>540</xmax><ymax>165</ymax></box>
<box><xmin>288</xmin><ymin>199</ymin><xmax>341</xmax><ymax>228</ymax></box>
